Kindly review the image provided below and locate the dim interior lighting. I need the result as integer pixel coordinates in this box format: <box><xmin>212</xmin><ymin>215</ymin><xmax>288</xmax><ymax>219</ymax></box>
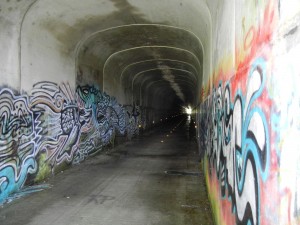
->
<box><xmin>195</xmin><ymin>126</ymin><xmax>197</xmax><ymax>128</ymax></box>
<box><xmin>139</xmin><ymin>125</ymin><xmax>142</xmax><ymax>128</ymax></box>
<box><xmin>184</xmin><ymin>106</ymin><xmax>192</xmax><ymax>115</ymax></box>
<box><xmin>153</xmin><ymin>121</ymin><xmax>155</xmax><ymax>124</ymax></box>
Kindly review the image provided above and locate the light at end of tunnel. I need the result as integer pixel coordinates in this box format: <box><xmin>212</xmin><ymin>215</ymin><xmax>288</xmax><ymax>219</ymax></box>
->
<box><xmin>153</xmin><ymin>121</ymin><xmax>155</xmax><ymax>124</ymax></box>
<box><xmin>184</xmin><ymin>106</ymin><xmax>192</xmax><ymax>115</ymax></box>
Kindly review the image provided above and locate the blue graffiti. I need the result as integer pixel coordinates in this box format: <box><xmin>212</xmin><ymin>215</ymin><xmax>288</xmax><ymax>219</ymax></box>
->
<box><xmin>0</xmin><ymin>83</ymin><xmax>141</xmax><ymax>204</ymax></box>
<box><xmin>0</xmin><ymin>157</ymin><xmax>37</xmax><ymax>204</ymax></box>
<box><xmin>0</xmin><ymin>89</ymin><xmax>39</xmax><ymax>204</ymax></box>
<box><xmin>203</xmin><ymin>58</ymin><xmax>270</xmax><ymax>225</ymax></box>
<box><xmin>75</xmin><ymin>85</ymin><xmax>127</xmax><ymax>162</ymax></box>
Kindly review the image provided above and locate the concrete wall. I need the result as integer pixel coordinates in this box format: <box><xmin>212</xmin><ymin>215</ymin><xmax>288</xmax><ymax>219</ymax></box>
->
<box><xmin>0</xmin><ymin>0</ymin><xmax>146</xmax><ymax>204</ymax></box>
<box><xmin>0</xmin><ymin>82</ymin><xmax>143</xmax><ymax>204</ymax></box>
<box><xmin>0</xmin><ymin>0</ymin><xmax>37</xmax><ymax>90</ymax></box>
<box><xmin>1</xmin><ymin>0</ymin><xmax>206</xmax><ymax>204</ymax></box>
<box><xmin>1</xmin><ymin>1</ymin><xmax>299</xmax><ymax>224</ymax></box>
<box><xmin>198</xmin><ymin>0</ymin><xmax>300</xmax><ymax>224</ymax></box>
<box><xmin>0</xmin><ymin>2</ymin><xmax>144</xmax><ymax>204</ymax></box>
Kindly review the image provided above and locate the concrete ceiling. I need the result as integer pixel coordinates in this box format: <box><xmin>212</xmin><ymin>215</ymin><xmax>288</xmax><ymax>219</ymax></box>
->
<box><xmin>2</xmin><ymin>0</ymin><xmax>212</xmax><ymax>113</ymax></box>
<box><xmin>78</xmin><ymin>24</ymin><xmax>202</xmax><ymax>107</ymax></box>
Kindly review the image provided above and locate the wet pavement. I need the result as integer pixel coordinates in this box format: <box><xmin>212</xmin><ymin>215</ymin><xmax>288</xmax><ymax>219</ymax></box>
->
<box><xmin>0</xmin><ymin>116</ymin><xmax>214</xmax><ymax>225</ymax></box>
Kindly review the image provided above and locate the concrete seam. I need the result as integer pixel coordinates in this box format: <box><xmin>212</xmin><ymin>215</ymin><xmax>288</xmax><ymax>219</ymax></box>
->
<box><xmin>131</xmin><ymin>67</ymin><xmax>197</xmax><ymax>105</ymax></box>
<box><xmin>118</xmin><ymin>59</ymin><xmax>199</xmax><ymax>84</ymax></box>
<box><xmin>19</xmin><ymin>0</ymin><xmax>40</xmax><ymax>93</ymax></box>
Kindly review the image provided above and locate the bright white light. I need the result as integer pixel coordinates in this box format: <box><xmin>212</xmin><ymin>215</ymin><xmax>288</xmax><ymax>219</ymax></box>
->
<box><xmin>185</xmin><ymin>106</ymin><xmax>192</xmax><ymax>115</ymax></box>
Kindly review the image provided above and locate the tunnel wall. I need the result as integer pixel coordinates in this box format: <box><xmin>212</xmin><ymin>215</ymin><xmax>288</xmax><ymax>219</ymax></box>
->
<box><xmin>0</xmin><ymin>0</ymin><xmax>208</xmax><ymax>204</ymax></box>
<box><xmin>198</xmin><ymin>0</ymin><xmax>300</xmax><ymax>224</ymax></box>
<box><xmin>0</xmin><ymin>82</ymin><xmax>143</xmax><ymax>204</ymax></box>
<box><xmin>0</xmin><ymin>1</ymin><xmax>153</xmax><ymax>204</ymax></box>
<box><xmin>0</xmin><ymin>5</ymin><xmax>144</xmax><ymax>201</ymax></box>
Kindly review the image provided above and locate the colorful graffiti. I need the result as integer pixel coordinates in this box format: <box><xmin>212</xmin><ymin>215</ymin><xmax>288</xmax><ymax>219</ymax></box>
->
<box><xmin>0</xmin><ymin>83</ymin><xmax>141</xmax><ymax>204</ymax></box>
<box><xmin>199</xmin><ymin>1</ymin><xmax>292</xmax><ymax>225</ymax></box>
<box><xmin>0</xmin><ymin>88</ymin><xmax>40</xmax><ymax>202</ymax></box>
<box><xmin>74</xmin><ymin>85</ymin><xmax>127</xmax><ymax>163</ymax></box>
<box><xmin>203</xmin><ymin>58</ymin><xmax>271</xmax><ymax>225</ymax></box>
<box><xmin>30</xmin><ymin>82</ymin><xmax>81</xmax><ymax>168</ymax></box>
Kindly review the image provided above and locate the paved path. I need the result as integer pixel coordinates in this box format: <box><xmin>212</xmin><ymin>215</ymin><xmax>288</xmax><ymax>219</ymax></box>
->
<box><xmin>0</xmin><ymin>116</ymin><xmax>214</xmax><ymax>225</ymax></box>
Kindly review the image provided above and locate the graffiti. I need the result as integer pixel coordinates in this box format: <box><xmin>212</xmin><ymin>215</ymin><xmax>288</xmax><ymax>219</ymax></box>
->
<box><xmin>74</xmin><ymin>85</ymin><xmax>126</xmax><ymax>163</ymax></box>
<box><xmin>125</xmin><ymin>105</ymin><xmax>141</xmax><ymax>140</ymax></box>
<box><xmin>0</xmin><ymin>89</ymin><xmax>38</xmax><ymax>158</ymax></box>
<box><xmin>0</xmin><ymin>82</ymin><xmax>141</xmax><ymax>204</ymax></box>
<box><xmin>204</xmin><ymin>58</ymin><xmax>270</xmax><ymax>225</ymax></box>
<box><xmin>197</xmin><ymin>2</ymin><xmax>291</xmax><ymax>225</ymax></box>
<box><xmin>30</xmin><ymin>82</ymin><xmax>81</xmax><ymax>168</ymax></box>
<box><xmin>0</xmin><ymin>89</ymin><xmax>39</xmax><ymax>203</ymax></box>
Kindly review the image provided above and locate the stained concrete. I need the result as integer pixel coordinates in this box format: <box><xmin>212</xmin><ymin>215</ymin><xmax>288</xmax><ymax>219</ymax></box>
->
<box><xmin>0</xmin><ymin>116</ymin><xmax>214</xmax><ymax>225</ymax></box>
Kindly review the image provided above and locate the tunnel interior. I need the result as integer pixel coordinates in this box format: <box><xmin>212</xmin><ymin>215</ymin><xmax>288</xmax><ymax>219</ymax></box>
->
<box><xmin>0</xmin><ymin>0</ymin><xmax>212</xmax><ymax>203</ymax></box>
<box><xmin>16</xmin><ymin>0</ymin><xmax>211</xmax><ymax>126</ymax></box>
<box><xmin>2</xmin><ymin>1</ymin><xmax>299</xmax><ymax>224</ymax></box>
<box><xmin>77</xmin><ymin>24</ymin><xmax>202</xmax><ymax>121</ymax></box>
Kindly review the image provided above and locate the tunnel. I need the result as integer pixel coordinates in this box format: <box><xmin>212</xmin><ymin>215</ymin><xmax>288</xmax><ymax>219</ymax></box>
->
<box><xmin>1</xmin><ymin>0</ymin><xmax>300</xmax><ymax>224</ymax></box>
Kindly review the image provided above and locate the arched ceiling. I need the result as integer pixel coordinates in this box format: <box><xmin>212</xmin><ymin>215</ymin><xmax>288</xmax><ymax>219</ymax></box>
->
<box><xmin>77</xmin><ymin>24</ymin><xmax>202</xmax><ymax>106</ymax></box>
<box><xmin>16</xmin><ymin>0</ymin><xmax>211</xmax><ymax>115</ymax></box>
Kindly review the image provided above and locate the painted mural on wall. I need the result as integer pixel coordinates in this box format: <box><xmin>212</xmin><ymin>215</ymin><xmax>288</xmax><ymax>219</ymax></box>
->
<box><xmin>202</xmin><ymin>59</ymin><xmax>272</xmax><ymax>225</ymax></box>
<box><xmin>75</xmin><ymin>85</ymin><xmax>127</xmax><ymax>163</ymax></box>
<box><xmin>0</xmin><ymin>83</ymin><xmax>141</xmax><ymax>204</ymax></box>
<box><xmin>0</xmin><ymin>89</ymin><xmax>40</xmax><ymax>203</ymax></box>
<box><xmin>124</xmin><ymin>105</ymin><xmax>141</xmax><ymax>140</ymax></box>
<box><xmin>200</xmin><ymin>1</ymin><xmax>299</xmax><ymax>225</ymax></box>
